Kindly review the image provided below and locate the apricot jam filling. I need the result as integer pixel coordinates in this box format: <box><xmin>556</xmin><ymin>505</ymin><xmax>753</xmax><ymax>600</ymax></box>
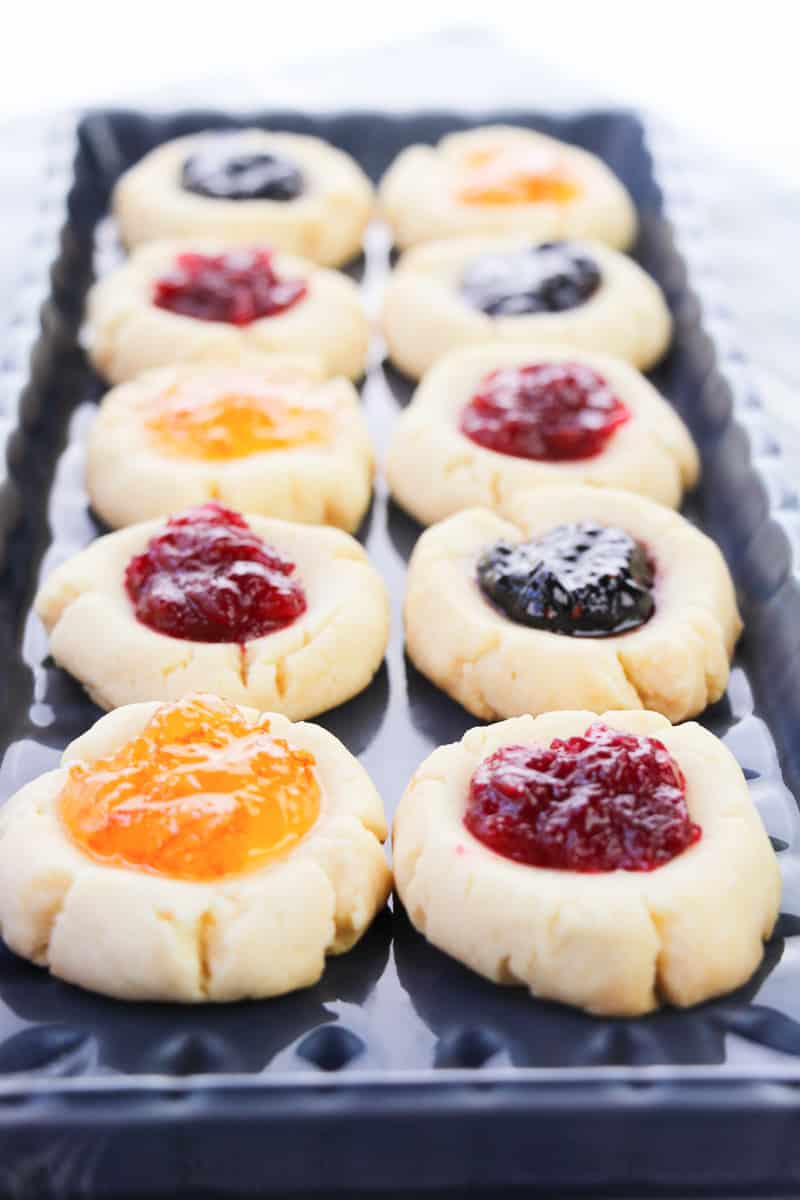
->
<box><xmin>147</xmin><ymin>374</ymin><xmax>331</xmax><ymax>461</ymax></box>
<box><xmin>58</xmin><ymin>694</ymin><xmax>321</xmax><ymax>882</ymax></box>
<box><xmin>456</xmin><ymin>148</ymin><xmax>580</xmax><ymax>207</ymax></box>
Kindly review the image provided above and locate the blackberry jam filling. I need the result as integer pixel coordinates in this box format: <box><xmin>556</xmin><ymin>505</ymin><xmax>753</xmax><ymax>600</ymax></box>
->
<box><xmin>152</xmin><ymin>249</ymin><xmax>308</xmax><ymax>325</ymax></box>
<box><xmin>465</xmin><ymin>722</ymin><xmax>700</xmax><ymax>872</ymax></box>
<box><xmin>461</xmin><ymin>242</ymin><xmax>601</xmax><ymax>317</ymax></box>
<box><xmin>460</xmin><ymin>363</ymin><xmax>630</xmax><ymax>461</ymax></box>
<box><xmin>477</xmin><ymin>522</ymin><xmax>655</xmax><ymax>637</ymax></box>
<box><xmin>181</xmin><ymin>138</ymin><xmax>304</xmax><ymax>202</ymax></box>
<box><xmin>125</xmin><ymin>501</ymin><xmax>306</xmax><ymax>643</ymax></box>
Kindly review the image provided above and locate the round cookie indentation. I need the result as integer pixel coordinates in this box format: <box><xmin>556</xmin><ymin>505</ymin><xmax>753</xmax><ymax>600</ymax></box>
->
<box><xmin>0</xmin><ymin>697</ymin><xmax>392</xmax><ymax>1001</ymax></box>
<box><xmin>113</xmin><ymin>129</ymin><xmax>374</xmax><ymax>266</ymax></box>
<box><xmin>86</xmin><ymin>364</ymin><xmax>374</xmax><ymax>533</ymax></box>
<box><xmin>392</xmin><ymin>710</ymin><xmax>781</xmax><ymax>1015</ymax></box>
<box><xmin>403</xmin><ymin>487</ymin><xmax>741</xmax><ymax>723</ymax></box>
<box><xmin>379</xmin><ymin>126</ymin><xmax>637</xmax><ymax>252</ymax></box>
<box><xmin>385</xmin><ymin>346</ymin><xmax>699</xmax><ymax>522</ymax></box>
<box><xmin>35</xmin><ymin>511</ymin><xmax>390</xmax><ymax>720</ymax></box>
<box><xmin>381</xmin><ymin>238</ymin><xmax>672</xmax><ymax>380</ymax></box>
<box><xmin>85</xmin><ymin>240</ymin><xmax>370</xmax><ymax>384</ymax></box>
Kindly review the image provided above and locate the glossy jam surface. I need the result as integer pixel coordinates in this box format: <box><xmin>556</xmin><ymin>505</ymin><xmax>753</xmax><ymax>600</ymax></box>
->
<box><xmin>125</xmin><ymin>502</ymin><xmax>306</xmax><ymax>643</ymax></box>
<box><xmin>59</xmin><ymin>694</ymin><xmax>320</xmax><ymax>882</ymax></box>
<box><xmin>181</xmin><ymin>137</ymin><xmax>304</xmax><ymax>202</ymax></box>
<box><xmin>465</xmin><ymin>722</ymin><xmax>699</xmax><ymax>872</ymax></box>
<box><xmin>460</xmin><ymin>364</ymin><xmax>630</xmax><ymax>461</ymax></box>
<box><xmin>147</xmin><ymin>372</ymin><xmax>330</xmax><ymax>461</ymax></box>
<box><xmin>456</xmin><ymin>147</ymin><xmax>580</xmax><ymax>206</ymax></box>
<box><xmin>477</xmin><ymin>522</ymin><xmax>655</xmax><ymax>637</ymax></box>
<box><xmin>461</xmin><ymin>242</ymin><xmax>602</xmax><ymax>317</ymax></box>
<box><xmin>152</xmin><ymin>250</ymin><xmax>308</xmax><ymax>325</ymax></box>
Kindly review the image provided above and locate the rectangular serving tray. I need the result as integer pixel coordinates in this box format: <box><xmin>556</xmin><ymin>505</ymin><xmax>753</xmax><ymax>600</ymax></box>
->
<box><xmin>1</xmin><ymin>106</ymin><xmax>800</xmax><ymax>1199</ymax></box>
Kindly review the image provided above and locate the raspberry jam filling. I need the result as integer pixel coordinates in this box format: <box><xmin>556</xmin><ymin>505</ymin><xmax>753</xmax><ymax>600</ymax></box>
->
<box><xmin>125</xmin><ymin>502</ymin><xmax>306</xmax><ymax>643</ymax></box>
<box><xmin>460</xmin><ymin>363</ymin><xmax>630</xmax><ymax>461</ymax></box>
<box><xmin>465</xmin><ymin>722</ymin><xmax>700</xmax><ymax>872</ymax></box>
<box><xmin>58</xmin><ymin>694</ymin><xmax>320</xmax><ymax>882</ymax></box>
<box><xmin>477</xmin><ymin>522</ymin><xmax>655</xmax><ymax>637</ymax></box>
<box><xmin>457</xmin><ymin>147</ymin><xmax>580</xmax><ymax>206</ymax></box>
<box><xmin>147</xmin><ymin>372</ymin><xmax>330</xmax><ymax>461</ymax></box>
<box><xmin>152</xmin><ymin>249</ymin><xmax>308</xmax><ymax>325</ymax></box>
<box><xmin>460</xmin><ymin>242</ymin><xmax>602</xmax><ymax>317</ymax></box>
<box><xmin>181</xmin><ymin>137</ymin><xmax>304</xmax><ymax>202</ymax></box>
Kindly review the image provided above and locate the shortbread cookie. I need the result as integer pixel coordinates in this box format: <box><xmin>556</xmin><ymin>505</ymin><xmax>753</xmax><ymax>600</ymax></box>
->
<box><xmin>0</xmin><ymin>692</ymin><xmax>391</xmax><ymax>1001</ymax></box>
<box><xmin>379</xmin><ymin>126</ymin><xmax>636</xmax><ymax>251</ymax></box>
<box><xmin>393</xmin><ymin>709</ymin><xmax>779</xmax><ymax>1016</ymax></box>
<box><xmin>85</xmin><ymin>241</ymin><xmax>369</xmax><ymax>384</ymax></box>
<box><xmin>387</xmin><ymin>346</ymin><xmax>699</xmax><ymax>523</ymax></box>
<box><xmin>87</xmin><ymin>363</ymin><xmax>374</xmax><ymax>531</ymax></box>
<box><xmin>382</xmin><ymin>237</ymin><xmax>671</xmax><ymax>378</ymax></box>
<box><xmin>35</xmin><ymin>502</ymin><xmax>389</xmax><ymax>718</ymax></box>
<box><xmin>404</xmin><ymin>486</ymin><xmax>741</xmax><ymax>723</ymax></box>
<box><xmin>114</xmin><ymin>129</ymin><xmax>374</xmax><ymax>266</ymax></box>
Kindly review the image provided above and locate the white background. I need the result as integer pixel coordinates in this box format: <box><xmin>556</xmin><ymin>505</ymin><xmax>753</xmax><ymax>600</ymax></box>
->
<box><xmin>5</xmin><ymin>2</ymin><xmax>799</xmax><ymax>188</ymax></box>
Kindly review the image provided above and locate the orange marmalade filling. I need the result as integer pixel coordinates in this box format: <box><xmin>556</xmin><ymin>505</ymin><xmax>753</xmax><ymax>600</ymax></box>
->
<box><xmin>147</xmin><ymin>373</ymin><xmax>331</xmax><ymax>461</ymax></box>
<box><xmin>58</xmin><ymin>694</ymin><xmax>321</xmax><ymax>882</ymax></box>
<box><xmin>456</xmin><ymin>147</ymin><xmax>581</xmax><ymax>206</ymax></box>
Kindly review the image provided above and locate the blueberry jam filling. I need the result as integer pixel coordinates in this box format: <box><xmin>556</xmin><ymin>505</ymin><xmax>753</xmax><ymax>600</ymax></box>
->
<box><xmin>465</xmin><ymin>722</ymin><xmax>699</xmax><ymax>872</ymax></box>
<box><xmin>152</xmin><ymin>250</ymin><xmax>308</xmax><ymax>325</ymax></box>
<box><xmin>460</xmin><ymin>363</ymin><xmax>630</xmax><ymax>461</ymax></box>
<box><xmin>460</xmin><ymin>241</ymin><xmax>601</xmax><ymax>317</ymax></box>
<box><xmin>477</xmin><ymin>522</ymin><xmax>655</xmax><ymax>637</ymax></box>
<box><xmin>181</xmin><ymin>137</ymin><xmax>304</xmax><ymax>202</ymax></box>
<box><xmin>125</xmin><ymin>501</ymin><xmax>306</xmax><ymax>644</ymax></box>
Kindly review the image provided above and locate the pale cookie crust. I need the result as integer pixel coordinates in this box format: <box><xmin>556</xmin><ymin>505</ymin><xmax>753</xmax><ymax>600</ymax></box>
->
<box><xmin>35</xmin><ymin>516</ymin><xmax>390</xmax><ymax>719</ymax></box>
<box><xmin>393</xmin><ymin>709</ymin><xmax>780</xmax><ymax>1016</ymax></box>
<box><xmin>0</xmin><ymin>700</ymin><xmax>392</xmax><ymax>1002</ymax></box>
<box><xmin>386</xmin><ymin>346</ymin><xmax>699</xmax><ymax>524</ymax></box>
<box><xmin>114</xmin><ymin>129</ymin><xmax>374</xmax><ymax>266</ymax></box>
<box><xmin>404</xmin><ymin>487</ymin><xmax>741</xmax><ymax>723</ymax></box>
<box><xmin>85</xmin><ymin>239</ymin><xmax>370</xmax><ymax>384</ymax></box>
<box><xmin>382</xmin><ymin>236</ymin><xmax>672</xmax><ymax>379</ymax></box>
<box><xmin>87</xmin><ymin>363</ymin><xmax>374</xmax><ymax>532</ymax></box>
<box><xmin>379</xmin><ymin>126</ymin><xmax>636</xmax><ymax>252</ymax></box>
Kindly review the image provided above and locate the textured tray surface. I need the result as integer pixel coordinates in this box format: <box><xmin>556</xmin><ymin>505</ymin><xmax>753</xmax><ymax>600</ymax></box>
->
<box><xmin>2</xmin><ymin>107</ymin><xmax>800</xmax><ymax>1195</ymax></box>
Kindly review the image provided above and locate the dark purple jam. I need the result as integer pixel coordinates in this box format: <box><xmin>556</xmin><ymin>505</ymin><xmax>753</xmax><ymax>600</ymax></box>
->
<box><xmin>461</xmin><ymin>241</ymin><xmax>601</xmax><ymax>317</ymax></box>
<box><xmin>477</xmin><ymin>522</ymin><xmax>655</xmax><ymax>637</ymax></box>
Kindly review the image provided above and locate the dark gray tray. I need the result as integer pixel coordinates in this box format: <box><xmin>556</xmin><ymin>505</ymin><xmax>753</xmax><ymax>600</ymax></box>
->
<box><xmin>1</xmin><ymin>107</ymin><xmax>800</xmax><ymax>1198</ymax></box>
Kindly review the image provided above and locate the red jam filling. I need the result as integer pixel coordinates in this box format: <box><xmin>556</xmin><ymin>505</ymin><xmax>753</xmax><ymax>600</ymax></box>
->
<box><xmin>460</xmin><ymin>363</ymin><xmax>630</xmax><ymax>461</ymax></box>
<box><xmin>124</xmin><ymin>502</ymin><xmax>306</xmax><ymax>643</ymax></box>
<box><xmin>152</xmin><ymin>249</ymin><xmax>308</xmax><ymax>325</ymax></box>
<box><xmin>464</xmin><ymin>723</ymin><xmax>700</xmax><ymax>872</ymax></box>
